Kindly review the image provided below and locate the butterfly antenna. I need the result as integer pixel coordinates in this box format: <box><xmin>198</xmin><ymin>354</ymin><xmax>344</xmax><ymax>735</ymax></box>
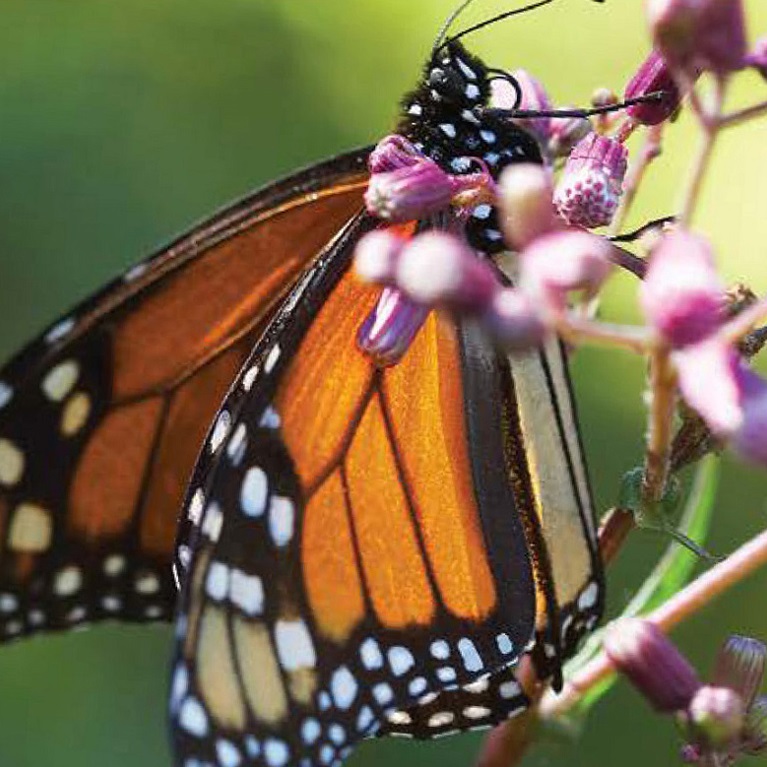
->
<box><xmin>434</xmin><ymin>0</ymin><xmax>556</xmax><ymax>55</ymax></box>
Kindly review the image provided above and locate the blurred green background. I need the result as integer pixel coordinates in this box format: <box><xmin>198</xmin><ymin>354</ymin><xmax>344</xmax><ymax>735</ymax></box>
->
<box><xmin>0</xmin><ymin>1</ymin><xmax>766</xmax><ymax>765</ymax></box>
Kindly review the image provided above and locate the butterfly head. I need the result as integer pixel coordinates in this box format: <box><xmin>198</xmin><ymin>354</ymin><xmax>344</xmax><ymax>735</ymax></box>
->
<box><xmin>395</xmin><ymin>40</ymin><xmax>542</xmax><ymax>252</ymax></box>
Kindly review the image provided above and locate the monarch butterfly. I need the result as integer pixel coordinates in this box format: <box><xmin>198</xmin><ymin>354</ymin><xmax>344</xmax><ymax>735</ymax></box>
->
<box><xmin>0</xmin><ymin>3</ymin><xmax>603</xmax><ymax>766</ymax></box>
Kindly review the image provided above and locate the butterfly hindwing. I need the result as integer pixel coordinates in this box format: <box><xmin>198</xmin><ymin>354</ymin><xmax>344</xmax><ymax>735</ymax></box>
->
<box><xmin>0</xmin><ymin>149</ymin><xmax>370</xmax><ymax>641</ymax></box>
<box><xmin>171</xmin><ymin>217</ymin><xmax>545</xmax><ymax>766</ymax></box>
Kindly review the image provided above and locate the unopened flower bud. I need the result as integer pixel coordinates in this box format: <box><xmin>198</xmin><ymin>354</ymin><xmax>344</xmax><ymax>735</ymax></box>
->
<box><xmin>357</xmin><ymin>287</ymin><xmax>429</xmax><ymax>367</ymax></box>
<box><xmin>483</xmin><ymin>289</ymin><xmax>547</xmax><ymax>350</ymax></box>
<box><xmin>368</xmin><ymin>135</ymin><xmax>422</xmax><ymax>173</ymax></box>
<box><xmin>395</xmin><ymin>231</ymin><xmax>498</xmax><ymax>310</ymax></box>
<box><xmin>730</xmin><ymin>366</ymin><xmax>767</xmax><ymax>468</ymax></box>
<box><xmin>365</xmin><ymin>160</ymin><xmax>456</xmax><ymax>223</ymax></box>
<box><xmin>554</xmin><ymin>134</ymin><xmax>628</xmax><ymax>228</ymax></box>
<box><xmin>547</xmin><ymin>111</ymin><xmax>593</xmax><ymax>159</ymax></box>
<box><xmin>604</xmin><ymin>618</ymin><xmax>701</xmax><ymax>712</ymax></box>
<box><xmin>714</xmin><ymin>635</ymin><xmax>767</xmax><ymax>709</ymax></box>
<box><xmin>498</xmin><ymin>164</ymin><xmax>557</xmax><ymax>249</ymax></box>
<box><xmin>685</xmin><ymin>685</ymin><xmax>745</xmax><ymax>749</ymax></box>
<box><xmin>646</xmin><ymin>0</ymin><xmax>748</xmax><ymax>75</ymax></box>
<box><xmin>492</xmin><ymin>69</ymin><xmax>553</xmax><ymax>145</ymax></box>
<box><xmin>592</xmin><ymin>87</ymin><xmax>618</xmax><ymax>109</ymax></box>
<box><xmin>625</xmin><ymin>49</ymin><xmax>685</xmax><ymax>125</ymax></box>
<box><xmin>640</xmin><ymin>230</ymin><xmax>724</xmax><ymax>347</ymax></box>
<box><xmin>519</xmin><ymin>230</ymin><xmax>613</xmax><ymax>314</ymax></box>
<box><xmin>745</xmin><ymin>37</ymin><xmax>767</xmax><ymax>81</ymax></box>
<box><xmin>743</xmin><ymin>695</ymin><xmax>767</xmax><ymax>755</ymax></box>
<box><xmin>354</xmin><ymin>229</ymin><xmax>407</xmax><ymax>284</ymax></box>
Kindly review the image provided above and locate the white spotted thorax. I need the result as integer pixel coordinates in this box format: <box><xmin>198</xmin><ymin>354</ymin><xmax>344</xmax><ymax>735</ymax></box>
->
<box><xmin>397</xmin><ymin>40</ymin><xmax>542</xmax><ymax>254</ymax></box>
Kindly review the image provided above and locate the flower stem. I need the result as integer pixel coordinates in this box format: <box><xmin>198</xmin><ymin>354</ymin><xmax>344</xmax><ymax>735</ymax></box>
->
<box><xmin>539</xmin><ymin>526</ymin><xmax>767</xmax><ymax>719</ymax></box>
<box><xmin>643</xmin><ymin>347</ymin><xmax>677</xmax><ymax>504</ymax></box>
<box><xmin>718</xmin><ymin>100</ymin><xmax>767</xmax><ymax>129</ymax></box>
<box><xmin>678</xmin><ymin>77</ymin><xmax>725</xmax><ymax>227</ymax></box>
<box><xmin>719</xmin><ymin>296</ymin><xmax>767</xmax><ymax>345</ymax></box>
<box><xmin>559</xmin><ymin>316</ymin><xmax>651</xmax><ymax>354</ymax></box>
<box><xmin>609</xmin><ymin>124</ymin><xmax>664</xmax><ymax>237</ymax></box>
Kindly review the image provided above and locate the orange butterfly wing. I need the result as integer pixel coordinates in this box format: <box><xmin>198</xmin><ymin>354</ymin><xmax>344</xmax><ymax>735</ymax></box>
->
<box><xmin>170</xmin><ymin>219</ymin><xmax>540</xmax><ymax>766</ymax></box>
<box><xmin>0</xmin><ymin>149</ymin><xmax>369</xmax><ymax>639</ymax></box>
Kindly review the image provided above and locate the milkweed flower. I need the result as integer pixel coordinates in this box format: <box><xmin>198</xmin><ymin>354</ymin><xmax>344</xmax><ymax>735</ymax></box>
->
<box><xmin>367</xmin><ymin>134</ymin><xmax>423</xmax><ymax>173</ymax></box>
<box><xmin>606</xmin><ymin>621</ymin><xmax>767</xmax><ymax>764</ymax></box>
<box><xmin>497</xmin><ymin>163</ymin><xmax>558</xmax><ymax>249</ymax></box>
<box><xmin>519</xmin><ymin>229</ymin><xmax>613</xmax><ymax>315</ymax></box>
<box><xmin>554</xmin><ymin>134</ymin><xmax>628</xmax><ymax>229</ymax></box>
<box><xmin>745</xmin><ymin>37</ymin><xmax>767</xmax><ymax>81</ymax></box>
<box><xmin>491</xmin><ymin>69</ymin><xmax>553</xmax><ymax>146</ymax></box>
<box><xmin>646</xmin><ymin>0</ymin><xmax>748</xmax><ymax>75</ymax></box>
<box><xmin>624</xmin><ymin>49</ymin><xmax>687</xmax><ymax>125</ymax></box>
<box><xmin>365</xmin><ymin>160</ymin><xmax>458</xmax><ymax>222</ymax></box>
<box><xmin>394</xmin><ymin>231</ymin><xmax>499</xmax><ymax>310</ymax></box>
<box><xmin>604</xmin><ymin>619</ymin><xmax>702</xmax><ymax>712</ymax></box>
<box><xmin>354</xmin><ymin>229</ymin><xmax>407</xmax><ymax>284</ymax></box>
<box><xmin>640</xmin><ymin>230</ymin><xmax>725</xmax><ymax>347</ymax></box>
<box><xmin>356</xmin><ymin>287</ymin><xmax>429</xmax><ymax>367</ymax></box>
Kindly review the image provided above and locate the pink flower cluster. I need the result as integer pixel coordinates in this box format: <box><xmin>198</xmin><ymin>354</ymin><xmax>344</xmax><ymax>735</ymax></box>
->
<box><xmin>353</xmin><ymin>0</ymin><xmax>767</xmax><ymax>469</ymax></box>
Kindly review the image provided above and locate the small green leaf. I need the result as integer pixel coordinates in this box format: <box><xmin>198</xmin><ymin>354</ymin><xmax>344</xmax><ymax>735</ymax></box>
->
<box><xmin>559</xmin><ymin>456</ymin><xmax>719</xmax><ymax>722</ymax></box>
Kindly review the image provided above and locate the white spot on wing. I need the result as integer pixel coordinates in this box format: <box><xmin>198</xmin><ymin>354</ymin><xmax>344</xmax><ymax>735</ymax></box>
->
<box><xmin>205</xmin><ymin>562</ymin><xmax>229</xmax><ymax>601</ymax></box>
<box><xmin>264</xmin><ymin>345</ymin><xmax>281</xmax><ymax>374</ymax></box>
<box><xmin>226</xmin><ymin>423</ymin><xmax>248</xmax><ymax>466</ymax></box>
<box><xmin>331</xmin><ymin>666</ymin><xmax>358</xmax><ymax>709</ymax></box>
<box><xmin>268</xmin><ymin>495</ymin><xmax>294</xmax><ymax>547</ymax></box>
<box><xmin>179</xmin><ymin>697</ymin><xmax>208</xmax><ymax>737</ymax></box>
<box><xmin>430</xmin><ymin>640</ymin><xmax>450</xmax><ymax>659</ymax></box>
<box><xmin>456</xmin><ymin>58</ymin><xmax>478</xmax><ymax>80</ymax></box>
<box><xmin>465</xmin><ymin>83</ymin><xmax>480</xmax><ymax>99</ymax></box>
<box><xmin>496</xmin><ymin>633</ymin><xmax>514</xmax><ymax>655</ymax></box>
<box><xmin>498</xmin><ymin>680</ymin><xmax>522</xmax><ymax>700</ymax></box>
<box><xmin>578</xmin><ymin>581</ymin><xmax>599</xmax><ymax>610</ymax></box>
<box><xmin>458</xmin><ymin>638</ymin><xmax>483</xmax><ymax>672</ymax></box>
<box><xmin>263</xmin><ymin>738</ymin><xmax>289</xmax><ymax>767</ymax></box>
<box><xmin>216</xmin><ymin>740</ymin><xmax>241</xmax><ymax>767</ymax></box>
<box><xmin>187</xmin><ymin>489</ymin><xmax>204</xmax><ymax>526</ymax></box>
<box><xmin>387</xmin><ymin>711</ymin><xmax>412</xmax><ymax>725</ymax></box>
<box><xmin>210</xmin><ymin>410</ymin><xmax>231</xmax><ymax>453</ymax></box>
<box><xmin>41</xmin><ymin>360</ymin><xmax>80</xmax><ymax>402</ymax></box>
<box><xmin>45</xmin><ymin>317</ymin><xmax>75</xmax><ymax>344</ymax></box>
<box><xmin>428</xmin><ymin>711</ymin><xmax>455</xmax><ymax>728</ymax></box>
<box><xmin>0</xmin><ymin>382</ymin><xmax>13</xmax><ymax>410</ymax></box>
<box><xmin>54</xmin><ymin>566</ymin><xmax>82</xmax><ymax>596</ymax></box>
<box><xmin>388</xmin><ymin>646</ymin><xmax>414</xmax><ymax>676</ymax></box>
<box><xmin>274</xmin><ymin>619</ymin><xmax>316</xmax><ymax>671</ymax></box>
<box><xmin>241</xmin><ymin>467</ymin><xmax>268</xmax><ymax>517</ymax></box>
<box><xmin>201</xmin><ymin>502</ymin><xmax>224</xmax><ymax>542</ymax></box>
<box><xmin>229</xmin><ymin>569</ymin><xmax>264</xmax><ymax>616</ymax></box>
<box><xmin>439</xmin><ymin>123</ymin><xmax>457</xmax><ymax>138</ymax></box>
<box><xmin>360</xmin><ymin>638</ymin><xmax>384</xmax><ymax>670</ymax></box>
<box><xmin>301</xmin><ymin>718</ymin><xmax>321</xmax><ymax>745</ymax></box>
<box><xmin>373</xmin><ymin>682</ymin><xmax>393</xmax><ymax>706</ymax></box>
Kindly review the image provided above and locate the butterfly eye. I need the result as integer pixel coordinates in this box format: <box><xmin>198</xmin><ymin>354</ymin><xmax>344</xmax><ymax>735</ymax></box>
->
<box><xmin>428</xmin><ymin>65</ymin><xmax>467</xmax><ymax>102</ymax></box>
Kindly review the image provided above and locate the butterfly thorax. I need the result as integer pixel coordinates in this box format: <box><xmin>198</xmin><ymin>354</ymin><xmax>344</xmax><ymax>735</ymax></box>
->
<box><xmin>397</xmin><ymin>40</ymin><xmax>543</xmax><ymax>252</ymax></box>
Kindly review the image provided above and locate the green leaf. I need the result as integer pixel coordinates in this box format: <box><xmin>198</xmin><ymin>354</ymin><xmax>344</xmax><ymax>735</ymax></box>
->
<box><xmin>623</xmin><ymin>454</ymin><xmax>719</xmax><ymax>617</ymax></box>
<box><xmin>557</xmin><ymin>456</ymin><xmax>719</xmax><ymax>721</ymax></box>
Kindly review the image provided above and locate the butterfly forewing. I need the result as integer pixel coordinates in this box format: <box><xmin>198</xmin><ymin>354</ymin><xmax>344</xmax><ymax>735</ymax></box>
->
<box><xmin>0</xmin><ymin>149</ymin><xmax>369</xmax><ymax>640</ymax></box>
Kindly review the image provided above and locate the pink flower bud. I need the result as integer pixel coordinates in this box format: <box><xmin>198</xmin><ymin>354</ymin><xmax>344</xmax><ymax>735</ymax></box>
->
<box><xmin>357</xmin><ymin>287</ymin><xmax>430</xmax><ymax>367</ymax></box>
<box><xmin>646</xmin><ymin>0</ymin><xmax>748</xmax><ymax>75</ymax></box>
<box><xmin>640</xmin><ymin>230</ymin><xmax>724</xmax><ymax>347</ymax></box>
<box><xmin>745</xmin><ymin>37</ymin><xmax>767</xmax><ymax>81</ymax></box>
<box><xmin>675</xmin><ymin>340</ymin><xmax>744</xmax><ymax>435</ymax></box>
<box><xmin>491</xmin><ymin>69</ymin><xmax>553</xmax><ymax>145</ymax></box>
<box><xmin>354</xmin><ymin>229</ymin><xmax>407</xmax><ymax>284</ymax></box>
<box><xmin>604</xmin><ymin>618</ymin><xmax>702</xmax><ymax>713</ymax></box>
<box><xmin>554</xmin><ymin>134</ymin><xmax>628</xmax><ymax>229</ymax></box>
<box><xmin>497</xmin><ymin>163</ymin><xmax>558</xmax><ymax>249</ymax></box>
<box><xmin>395</xmin><ymin>231</ymin><xmax>498</xmax><ymax>311</ymax></box>
<box><xmin>368</xmin><ymin>134</ymin><xmax>422</xmax><ymax>173</ymax></box>
<box><xmin>714</xmin><ymin>635</ymin><xmax>766</xmax><ymax>710</ymax></box>
<box><xmin>743</xmin><ymin>696</ymin><xmax>767</xmax><ymax>755</ymax></box>
<box><xmin>365</xmin><ymin>160</ymin><xmax>456</xmax><ymax>223</ymax></box>
<box><xmin>729</xmin><ymin>366</ymin><xmax>767</xmax><ymax>467</ymax></box>
<box><xmin>482</xmin><ymin>288</ymin><xmax>548</xmax><ymax>350</ymax></box>
<box><xmin>625</xmin><ymin>49</ymin><xmax>686</xmax><ymax>125</ymax></box>
<box><xmin>547</xmin><ymin>111</ymin><xmax>593</xmax><ymax>159</ymax></box>
<box><xmin>685</xmin><ymin>685</ymin><xmax>745</xmax><ymax>749</ymax></box>
<box><xmin>519</xmin><ymin>230</ymin><xmax>612</xmax><ymax>314</ymax></box>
